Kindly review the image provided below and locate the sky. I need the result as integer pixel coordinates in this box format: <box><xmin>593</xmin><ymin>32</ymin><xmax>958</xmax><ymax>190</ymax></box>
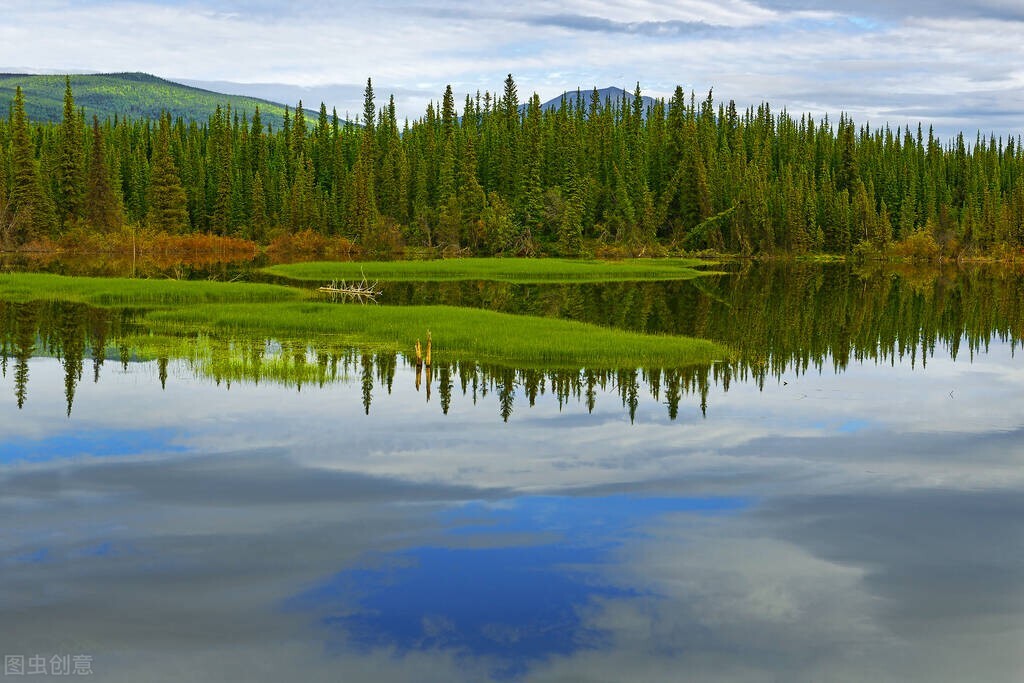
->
<box><xmin>3</xmin><ymin>1</ymin><xmax>1024</xmax><ymax>137</ymax></box>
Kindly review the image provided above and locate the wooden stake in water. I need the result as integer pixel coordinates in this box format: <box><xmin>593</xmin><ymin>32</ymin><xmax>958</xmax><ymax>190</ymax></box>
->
<box><xmin>425</xmin><ymin>331</ymin><xmax>432</xmax><ymax>368</ymax></box>
<box><xmin>415</xmin><ymin>339</ymin><xmax>423</xmax><ymax>368</ymax></box>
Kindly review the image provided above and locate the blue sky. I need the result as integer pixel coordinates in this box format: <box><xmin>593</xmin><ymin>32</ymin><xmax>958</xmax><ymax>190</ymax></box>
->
<box><xmin>3</xmin><ymin>0</ymin><xmax>1024</xmax><ymax>137</ymax></box>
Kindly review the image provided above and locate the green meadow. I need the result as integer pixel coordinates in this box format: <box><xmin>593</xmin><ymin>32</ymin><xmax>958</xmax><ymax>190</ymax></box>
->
<box><xmin>0</xmin><ymin>273</ymin><xmax>303</xmax><ymax>306</ymax></box>
<box><xmin>145</xmin><ymin>303</ymin><xmax>726</xmax><ymax>369</ymax></box>
<box><xmin>263</xmin><ymin>257</ymin><xmax>714</xmax><ymax>283</ymax></box>
<box><xmin>0</xmin><ymin>267</ymin><xmax>728</xmax><ymax>368</ymax></box>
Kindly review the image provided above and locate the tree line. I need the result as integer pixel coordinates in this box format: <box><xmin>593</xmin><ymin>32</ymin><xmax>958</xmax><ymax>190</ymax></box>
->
<box><xmin>3</xmin><ymin>75</ymin><xmax>1024</xmax><ymax>256</ymax></box>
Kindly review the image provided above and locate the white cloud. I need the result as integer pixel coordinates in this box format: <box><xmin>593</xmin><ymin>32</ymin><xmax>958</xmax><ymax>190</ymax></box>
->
<box><xmin>2</xmin><ymin>1</ymin><xmax>1023</xmax><ymax>136</ymax></box>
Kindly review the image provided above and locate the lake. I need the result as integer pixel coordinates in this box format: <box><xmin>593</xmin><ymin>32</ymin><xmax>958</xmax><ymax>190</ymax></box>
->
<box><xmin>2</xmin><ymin>261</ymin><xmax>1023</xmax><ymax>682</ymax></box>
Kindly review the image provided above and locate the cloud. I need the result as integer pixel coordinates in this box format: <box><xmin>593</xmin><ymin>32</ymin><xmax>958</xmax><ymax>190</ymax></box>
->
<box><xmin>517</xmin><ymin>14</ymin><xmax>716</xmax><ymax>36</ymax></box>
<box><xmin>2</xmin><ymin>0</ymin><xmax>1024</xmax><ymax>136</ymax></box>
<box><xmin>757</xmin><ymin>0</ymin><xmax>1024</xmax><ymax>22</ymax></box>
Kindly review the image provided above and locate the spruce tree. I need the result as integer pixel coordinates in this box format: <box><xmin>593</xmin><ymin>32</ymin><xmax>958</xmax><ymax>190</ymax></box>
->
<box><xmin>57</xmin><ymin>76</ymin><xmax>85</xmax><ymax>227</ymax></box>
<box><xmin>0</xmin><ymin>126</ymin><xmax>9</xmax><ymax>236</ymax></box>
<box><xmin>211</xmin><ymin>107</ymin><xmax>234</xmax><ymax>234</ymax></box>
<box><xmin>292</xmin><ymin>100</ymin><xmax>306</xmax><ymax>163</ymax></box>
<box><xmin>558</xmin><ymin>174</ymin><xmax>584</xmax><ymax>256</ymax></box>
<box><xmin>350</xmin><ymin>137</ymin><xmax>378</xmax><ymax>243</ymax></box>
<box><xmin>146</xmin><ymin>113</ymin><xmax>189</xmax><ymax>233</ymax></box>
<box><xmin>459</xmin><ymin>135</ymin><xmax>486</xmax><ymax>248</ymax></box>
<box><xmin>249</xmin><ymin>171</ymin><xmax>268</xmax><ymax>241</ymax></box>
<box><xmin>498</xmin><ymin>74</ymin><xmax>520</xmax><ymax>200</ymax></box>
<box><xmin>519</xmin><ymin>94</ymin><xmax>544</xmax><ymax>236</ymax></box>
<box><xmin>362</xmin><ymin>79</ymin><xmax>375</xmax><ymax>132</ymax></box>
<box><xmin>482</xmin><ymin>191</ymin><xmax>517</xmax><ymax>254</ymax></box>
<box><xmin>85</xmin><ymin>115</ymin><xmax>123</xmax><ymax>232</ymax></box>
<box><xmin>7</xmin><ymin>86</ymin><xmax>55</xmax><ymax>244</ymax></box>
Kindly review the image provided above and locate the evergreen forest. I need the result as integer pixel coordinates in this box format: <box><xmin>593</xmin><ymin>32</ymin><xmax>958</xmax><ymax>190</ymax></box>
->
<box><xmin>3</xmin><ymin>75</ymin><xmax>1024</xmax><ymax>258</ymax></box>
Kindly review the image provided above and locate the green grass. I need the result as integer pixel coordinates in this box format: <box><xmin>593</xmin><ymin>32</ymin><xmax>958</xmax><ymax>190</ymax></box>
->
<box><xmin>144</xmin><ymin>302</ymin><xmax>728</xmax><ymax>369</ymax></box>
<box><xmin>2</xmin><ymin>271</ymin><xmax>728</xmax><ymax>367</ymax></box>
<box><xmin>0</xmin><ymin>273</ymin><xmax>305</xmax><ymax>306</ymax></box>
<box><xmin>263</xmin><ymin>257</ymin><xmax>714</xmax><ymax>283</ymax></box>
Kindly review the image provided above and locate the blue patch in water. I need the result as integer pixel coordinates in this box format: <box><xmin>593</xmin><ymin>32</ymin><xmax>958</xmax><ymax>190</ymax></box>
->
<box><xmin>0</xmin><ymin>428</ymin><xmax>187</xmax><ymax>464</ymax></box>
<box><xmin>837</xmin><ymin>419</ymin><xmax>870</xmax><ymax>434</ymax></box>
<box><xmin>72</xmin><ymin>542</ymin><xmax>117</xmax><ymax>559</ymax></box>
<box><xmin>12</xmin><ymin>547</ymin><xmax>50</xmax><ymax>564</ymax></box>
<box><xmin>289</xmin><ymin>494</ymin><xmax>751</xmax><ymax>678</ymax></box>
<box><xmin>323</xmin><ymin>544</ymin><xmax>630</xmax><ymax>676</ymax></box>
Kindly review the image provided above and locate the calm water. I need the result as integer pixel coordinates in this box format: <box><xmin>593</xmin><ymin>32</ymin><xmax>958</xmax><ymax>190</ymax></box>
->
<box><xmin>2</xmin><ymin>263</ymin><xmax>1023</xmax><ymax>682</ymax></box>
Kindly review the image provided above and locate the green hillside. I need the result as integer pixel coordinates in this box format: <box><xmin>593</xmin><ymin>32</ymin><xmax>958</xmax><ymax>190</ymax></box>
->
<box><xmin>0</xmin><ymin>72</ymin><xmax>301</xmax><ymax>130</ymax></box>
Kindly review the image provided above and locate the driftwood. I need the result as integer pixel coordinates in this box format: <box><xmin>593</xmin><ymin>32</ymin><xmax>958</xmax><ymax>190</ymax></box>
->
<box><xmin>318</xmin><ymin>273</ymin><xmax>382</xmax><ymax>303</ymax></box>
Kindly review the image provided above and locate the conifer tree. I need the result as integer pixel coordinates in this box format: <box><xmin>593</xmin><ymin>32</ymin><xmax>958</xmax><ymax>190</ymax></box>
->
<box><xmin>482</xmin><ymin>191</ymin><xmax>517</xmax><ymax>254</ymax></box>
<box><xmin>0</xmin><ymin>142</ymin><xmax>9</xmax><ymax>236</ymax></box>
<box><xmin>57</xmin><ymin>77</ymin><xmax>85</xmax><ymax>227</ymax></box>
<box><xmin>7</xmin><ymin>86</ymin><xmax>55</xmax><ymax>244</ymax></box>
<box><xmin>362</xmin><ymin>79</ymin><xmax>376</xmax><ymax>133</ymax></box>
<box><xmin>211</xmin><ymin>107</ymin><xmax>234</xmax><ymax>234</ymax></box>
<box><xmin>519</xmin><ymin>94</ymin><xmax>544</xmax><ymax>236</ymax></box>
<box><xmin>85</xmin><ymin>115</ymin><xmax>123</xmax><ymax>232</ymax></box>
<box><xmin>292</xmin><ymin>100</ymin><xmax>306</xmax><ymax>163</ymax></box>
<box><xmin>147</xmin><ymin>113</ymin><xmax>189</xmax><ymax>232</ymax></box>
<box><xmin>498</xmin><ymin>74</ymin><xmax>520</xmax><ymax>199</ymax></box>
<box><xmin>249</xmin><ymin>171</ymin><xmax>268</xmax><ymax>241</ymax></box>
<box><xmin>350</xmin><ymin>83</ymin><xmax>379</xmax><ymax>242</ymax></box>
<box><xmin>458</xmin><ymin>135</ymin><xmax>487</xmax><ymax>248</ymax></box>
<box><xmin>558</xmin><ymin>171</ymin><xmax>584</xmax><ymax>256</ymax></box>
<box><xmin>836</xmin><ymin>117</ymin><xmax>860</xmax><ymax>193</ymax></box>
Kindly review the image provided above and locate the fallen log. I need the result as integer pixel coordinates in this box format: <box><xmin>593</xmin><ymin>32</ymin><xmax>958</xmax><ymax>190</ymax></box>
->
<box><xmin>318</xmin><ymin>277</ymin><xmax>382</xmax><ymax>303</ymax></box>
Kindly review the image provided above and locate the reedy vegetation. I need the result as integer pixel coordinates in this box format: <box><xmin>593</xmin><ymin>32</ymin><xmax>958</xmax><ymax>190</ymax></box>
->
<box><xmin>3</xmin><ymin>76</ymin><xmax>1024</xmax><ymax>256</ymax></box>
<box><xmin>263</xmin><ymin>257</ymin><xmax>710</xmax><ymax>283</ymax></box>
<box><xmin>0</xmin><ymin>272</ymin><xmax>728</xmax><ymax>368</ymax></box>
<box><xmin>0</xmin><ymin>298</ymin><xmax>722</xmax><ymax>421</ymax></box>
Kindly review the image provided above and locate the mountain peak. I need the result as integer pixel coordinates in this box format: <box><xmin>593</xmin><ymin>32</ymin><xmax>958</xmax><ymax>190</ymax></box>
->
<box><xmin>524</xmin><ymin>86</ymin><xmax>658</xmax><ymax>114</ymax></box>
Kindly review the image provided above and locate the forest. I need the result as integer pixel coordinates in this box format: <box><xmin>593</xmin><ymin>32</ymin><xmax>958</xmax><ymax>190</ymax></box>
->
<box><xmin>2</xmin><ymin>75</ymin><xmax>1024</xmax><ymax>258</ymax></box>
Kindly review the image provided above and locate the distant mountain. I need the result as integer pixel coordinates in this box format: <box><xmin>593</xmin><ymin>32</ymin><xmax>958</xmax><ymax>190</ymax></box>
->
<box><xmin>0</xmin><ymin>72</ymin><xmax>302</xmax><ymax>129</ymax></box>
<box><xmin>529</xmin><ymin>87</ymin><xmax>659</xmax><ymax>114</ymax></box>
<box><xmin>176</xmin><ymin>78</ymin><xmax>368</xmax><ymax>118</ymax></box>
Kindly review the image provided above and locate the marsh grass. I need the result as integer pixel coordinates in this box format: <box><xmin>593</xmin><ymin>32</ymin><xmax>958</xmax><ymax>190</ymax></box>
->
<box><xmin>263</xmin><ymin>257</ymin><xmax>715</xmax><ymax>283</ymax></box>
<box><xmin>144</xmin><ymin>303</ymin><xmax>728</xmax><ymax>368</ymax></box>
<box><xmin>2</xmin><ymin>271</ymin><xmax>728</xmax><ymax>368</ymax></box>
<box><xmin>0</xmin><ymin>273</ymin><xmax>305</xmax><ymax>306</ymax></box>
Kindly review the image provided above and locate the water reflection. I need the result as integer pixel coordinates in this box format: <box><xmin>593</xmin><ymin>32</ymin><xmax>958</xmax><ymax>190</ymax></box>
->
<box><xmin>379</xmin><ymin>262</ymin><xmax>1024</xmax><ymax>373</ymax></box>
<box><xmin>2</xmin><ymin>264</ymin><xmax>1024</xmax><ymax>682</ymax></box>
<box><xmin>289</xmin><ymin>495</ymin><xmax>748</xmax><ymax>679</ymax></box>
<box><xmin>0</xmin><ymin>300</ymin><xmax>719</xmax><ymax>422</ymax></box>
<box><xmin>3</xmin><ymin>264</ymin><xmax>1023</xmax><ymax>420</ymax></box>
